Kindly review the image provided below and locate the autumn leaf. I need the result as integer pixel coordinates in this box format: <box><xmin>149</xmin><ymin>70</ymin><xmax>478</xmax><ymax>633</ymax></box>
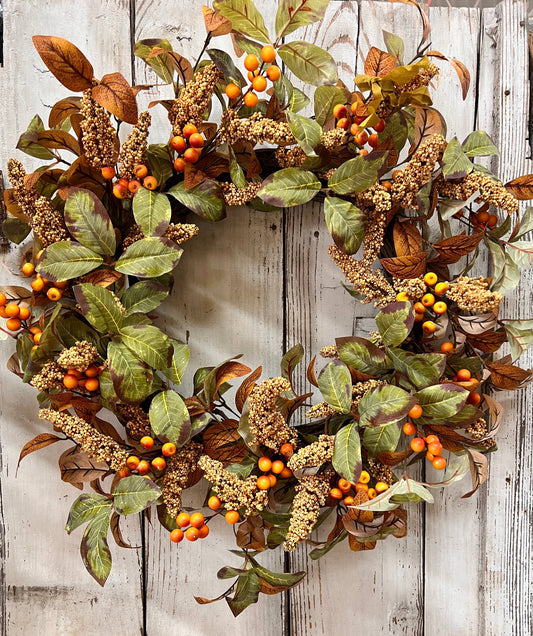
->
<box><xmin>32</xmin><ymin>36</ymin><xmax>94</xmax><ymax>92</ymax></box>
<box><xmin>487</xmin><ymin>361</ymin><xmax>533</xmax><ymax>390</ymax></box>
<box><xmin>505</xmin><ymin>175</ymin><xmax>533</xmax><ymax>201</ymax></box>
<box><xmin>364</xmin><ymin>47</ymin><xmax>396</xmax><ymax>77</ymax></box>
<box><xmin>380</xmin><ymin>252</ymin><xmax>428</xmax><ymax>279</ymax></box>
<box><xmin>414</xmin><ymin>106</ymin><xmax>447</xmax><ymax>146</ymax></box>
<box><xmin>203</xmin><ymin>5</ymin><xmax>233</xmax><ymax>36</ymax></box>
<box><xmin>235</xmin><ymin>366</ymin><xmax>262</xmax><ymax>413</ymax></box>
<box><xmin>393</xmin><ymin>221</ymin><xmax>423</xmax><ymax>257</ymax></box>
<box><xmin>18</xmin><ymin>433</ymin><xmax>63</xmax><ymax>469</ymax></box>
<box><xmin>432</xmin><ymin>232</ymin><xmax>483</xmax><ymax>264</ymax></box>
<box><xmin>465</xmin><ymin>329</ymin><xmax>507</xmax><ymax>354</ymax></box>
<box><xmin>92</xmin><ymin>73</ymin><xmax>138</xmax><ymax>124</ymax></box>
<box><xmin>203</xmin><ymin>419</ymin><xmax>248</xmax><ymax>465</ymax></box>
<box><xmin>236</xmin><ymin>515</ymin><xmax>266</xmax><ymax>551</ymax></box>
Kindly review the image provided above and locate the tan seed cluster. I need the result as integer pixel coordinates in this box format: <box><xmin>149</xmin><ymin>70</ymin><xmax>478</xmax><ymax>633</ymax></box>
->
<box><xmin>446</xmin><ymin>276</ymin><xmax>503</xmax><ymax>314</ymax></box>
<box><xmin>275</xmin><ymin>146</ymin><xmax>307</xmax><ymax>168</ymax></box>
<box><xmin>284</xmin><ymin>469</ymin><xmax>333</xmax><ymax>551</ymax></box>
<box><xmin>169</xmin><ymin>63</ymin><xmax>223</xmax><ymax>136</ymax></box>
<box><xmin>118</xmin><ymin>111</ymin><xmax>151</xmax><ymax>180</ymax></box>
<box><xmin>328</xmin><ymin>244</ymin><xmax>396</xmax><ymax>307</ymax></box>
<box><xmin>436</xmin><ymin>171</ymin><xmax>519</xmax><ymax>213</ymax></box>
<box><xmin>80</xmin><ymin>89</ymin><xmax>118</xmax><ymax>169</ymax></box>
<box><xmin>115</xmin><ymin>404</ymin><xmax>151</xmax><ymax>441</ymax></box>
<box><xmin>162</xmin><ymin>442</ymin><xmax>203</xmax><ymax>518</ymax></box>
<box><xmin>248</xmin><ymin>377</ymin><xmax>298</xmax><ymax>451</ymax></box>
<box><xmin>219</xmin><ymin>109</ymin><xmax>296</xmax><ymax>146</ymax></box>
<box><xmin>305</xmin><ymin>402</ymin><xmax>335</xmax><ymax>419</ymax></box>
<box><xmin>30</xmin><ymin>362</ymin><xmax>65</xmax><ymax>391</ymax></box>
<box><xmin>31</xmin><ymin>196</ymin><xmax>70</xmax><ymax>247</ymax></box>
<box><xmin>56</xmin><ymin>341</ymin><xmax>99</xmax><ymax>372</ymax></box>
<box><xmin>467</xmin><ymin>417</ymin><xmax>488</xmax><ymax>440</ymax></box>
<box><xmin>321</xmin><ymin>128</ymin><xmax>349</xmax><ymax>151</ymax></box>
<box><xmin>287</xmin><ymin>435</ymin><xmax>335</xmax><ymax>470</ymax></box>
<box><xmin>319</xmin><ymin>345</ymin><xmax>338</xmax><ymax>359</ymax></box>
<box><xmin>39</xmin><ymin>409</ymin><xmax>128</xmax><ymax>470</ymax></box>
<box><xmin>197</xmin><ymin>454</ymin><xmax>269</xmax><ymax>516</ymax></box>
<box><xmin>123</xmin><ymin>222</ymin><xmax>199</xmax><ymax>249</ymax></box>
<box><xmin>219</xmin><ymin>181</ymin><xmax>261</xmax><ymax>206</ymax></box>
<box><xmin>367</xmin><ymin>458</ymin><xmax>393</xmax><ymax>485</ymax></box>
<box><xmin>393</xmin><ymin>277</ymin><xmax>427</xmax><ymax>300</ymax></box>
<box><xmin>7</xmin><ymin>158</ymin><xmax>38</xmax><ymax>215</ymax></box>
<box><xmin>396</xmin><ymin>64</ymin><xmax>439</xmax><ymax>94</ymax></box>
<box><xmin>306</xmin><ymin>380</ymin><xmax>386</xmax><ymax>419</ymax></box>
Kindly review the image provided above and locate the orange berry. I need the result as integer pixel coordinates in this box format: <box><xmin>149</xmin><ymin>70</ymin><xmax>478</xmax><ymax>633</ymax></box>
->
<box><xmin>257</xmin><ymin>475</ymin><xmax>271</xmax><ymax>490</ymax></box>
<box><xmin>432</xmin><ymin>456</ymin><xmax>447</xmax><ymax>470</ymax></box>
<box><xmin>414</xmin><ymin>312</ymin><xmax>425</xmax><ymax>323</ymax></box>
<box><xmin>487</xmin><ymin>214</ymin><xmax>498</xmax><ymax>228</ymax></box>
<box><xmin>414</xmin><ymin>302</ymin><xmax>426</xmax><ymax>314</ymax></box>
<box><xmin>411</xmin><ymin>437</ymin><xmax>426</xmax><ymax>453</ymax></box>
<box><xmin>171</xmin><ymin>135</ymin><xmax>187</xmax><ymax>153</ymax></box>
<box><xmin>434</xmin><ymin>282</ymin><xmax>449</xmax><ymax>296</ymax></box>
<box><xmin>0</xmin><ymin>293</ymin><xmax>6</xmax><ymax>306</ymax></box>
<box><xmin>425</xmin><ymin>435</ymin><xmax>439</xmax><ymax>444</ymax></box>
<box><xmin>258</xmin><ymin>456</ymin><xmax>272</xmax><ymax>472</ymax></box>
<box><xmin>6</xmin><ymin>317</ymin><xmax>21</xmax><ymax>331</ymax></box>
<box><xmin>85</xmin><ymin>378</ymin><xmax>99</xmax><ymax>392</ymax></box>
<box><xmin>247</xmin><ymin>70</ymin><xmax>260</xmax><ymax>81</ymax></box>
<box><xmin>137</xmin><ymin>460</ymin><xmax>151</xmax><ymax>475</ymax></box>
<box><xmin>33</xmin><ymin>332</ymin><xmax>42</xmax><ymax>345</ymax></box>
<box><xmin>29</xmin><ymin>326</ymin><xmax>42</xmax><ymax>335</ymax></box>
<box><xmin>428</xmin><ymin>441</ymin><xmax>443</xmax><ymax>456</ymax></box>
<box><xmin>338</xmin><ymin>478</ymin><xmax>351</xmax><ymax>493</ymax></box>
<box><xmin>128</xmin><ymin>180</ymin><xmax>142</xmax><ymax>194</ymax></box>
<box><xmin>162</xmin><ymin>442</ymin><xmax>177</xmax><ymax>457</ymax></box>
<box><xmin>47</xmin><ymin>287</ymin><xmax>62</xmax><ymax>302</ymax></box>
<box><xmin>225</xmin><ymin>82</ymin><xmax>241</xmax><ymax>100</ymax></box>
<box><xmin>424</xmin><ymin>272</ymin><xmax>438</xmax><ymax>286</ymax></box>
<box><xmin>409</xmin><ymin>404</ymin><xmax>423</xmax><ymax>419</ymax></box>
<box><xmin>182</xmin><ymin>124</ymin><xmax>198</xmax><ymax>139</ymax></box>
<box><xmin>113</xmin><ymin>183</ymin><xmax>127</xmax><ymax>199</ymax></box>
<box><xmin>333</xmin><ymin>104</ymin><xmax>348</xmax><ymax>119</ymax></box>
<box><xmin>18</xmin><ymin>306</ymin><xmax>30</xmax><ymax>321</ymax></box>
<box><xmin>0</xmin><ymin>306</ymin><xmax>9</xmax><ymax>318</ymax></box>
<box><xmin>64</xmin><ymin>374</ymin><xmax>79</xmax><ymax>390</ymax></box>
<box><xmin>396</xmin><ymin>292</ymin><xmax>409</xmax><ymax>302</ymax></box>
<box><xmin>467</xmin><ymin>392</ymin><xmax>482</xmax><ymax>406</ymax></box>
<box><xmin>151</xmin><ymin>457</ymin><xmax>166</xmax><ymax>472</ymax></box>
<box><xmin>375</xmin><ymin>482</ymin><xmax>389</xmax><ymax>493</ymax></box>
<box><xmin>456</xmin><ymin>368</ymin><xmax>472</xmax><ymax>382</ymax></box>
<box><xmin>170</xmin><ymin>528</ymin><xmax>184</xmax><ymax>543</ymax></box>
<box><xmin>208</xmin><ymin>495</ymin><xmax>222</xmax><ymax>510</ymax></box>
<box><xmin>31</xmin><ymin>278</ymin><xmax>45</xmax><ymax>292</ymax></box>
<box><xmin>143</xmin><ymin>176</ymin><xmax>158</xmax><ymax>190</ymax></box>
<box><xmin>244</xmin><ymin>91</ymin><xmax>258</xmax><ymax>108</ymax></box>
<box><xmin>198</xmin><ymin>524</ymin><xmax>210</xmax><ymax>539</ymax></box>
<box><xmin>183</xmin><ymin>148</ymin><xmax>200</xmax><ymax>164</ymax></box>
<box><xmin>261</xmin><ymin>45</ymin><xmax>276</xmax><ymax>63</ymax></box>
<box><xmin>280</xmin><ymin>443</ymin><xmax>294</xmax><ymax>457</ymax></box>
<box><xmin>126</xmin><ymin>456</ymin><xmax>140</xmax><ymax>470</ymax></box>
<box><xmin>35</xmin><ymin>249</ymin><xmax>43</xmax><ymax>262</ymax></box>
<box><xmin>22</xmin><ymin>262</ymin><xmax>35</xmax><ymax>276</ymax></box>
<box><xmin>477</xmin><ymin>210</ymin><xmax>490</xmax><ymax>224</ymax></box>
<box><xmin>266</xmin><ymin>65</ymin><xmax>281</xmax><ymax>81</ymax></box>
<box><xmin>374</xmin><ymin>119</ymin><xmax>386</xmax><ymax>132</ymax></box>
<box><xmin>244</xmin><ymin>54</ymin><xmax>260</xmax><ymax>71</ymax></box>
<box><xmin>185</xmin><ymin>527</ymin><xmax>199</xmax><ymax>542</ymax></box>
<box><xmin>189</xmin><ymin>133</ymin><xmax>204</xmax><ymax>148</ymax></box>
<box><xmin>4</xmin><ymin>303</ymin><xmax>20</xmax><ymax>318</ymax></box>
<box><xmin>271</xmin><ymin>460</ymin><xmax>284</xmax><ymax>474</ymax></box>
<box><xmin>173</xmin><ymin>158</ymin><xmax>186</xmax><ymax>172</ymax></box>
<box><xmin>67</xmin><ymin>369</ymin><xmax>83</xmax><ymax>378</ymax></box>
<box><xmin>118</xmin><ymin>467</ymin><xmax>131</xmax><ymax>479</ymax></box>
<box><xmin>355</xmin><ymin>130</ymin><xmax>369</xmax><ymax>145</ymax></box>
<box><xmin>140</xmin><ymin>436</ymin><xmax>154</xmax><ymax>450</ymax></box>
<box><xmin>359</xmin><ymin>149</ymin><xmax>369</xmax><ymax>156</ymax></box>
<box><xmin>329</xmin><ymin>487</ymin><xmax>343</xmax><ymax>499</ymax></box>
<box><xmin>403</xmin><ymin>422</ymin><xmax>416</xmax><ymax>435</ymax></box>
<box><xmin>440</xmin><ymin>342</ymin><xmax>454</xmax><ymax>354</ymax></box>
<box><xmin>368</xmin><ymin>133</ymin><xmax>379</xmax><ymax>148</ymax></box>
<box><xmin>422</xmin><ymin>293</ymin><xmax>435</xmax><ymax>307</ymax></box>
<box><xmin>350</xmin><ymin>123</ymin><xmax>360</xmax><ymax>136</ymax></box>
<box><xmin>392</xmin><ymin>169</ymin><xmax>403</xmax><ymax>181</ymax></box>
<box><xmin>77</xmin><ymin>378</ymin><xmax>87</xmax><ymax>388</ymax></box>
<box><xmin>225</xmin><ymin>510</ymin><xmax>240</xmax><ymax>524</ymax></box>
<box><xmin>422</xmin><ymin>321</ymin><xmax>437</xmax><ymax>335</ymax></box>
<box><xmin>85</xmin><ymin>365</ymin><xmax>99</xmax><ymax>378</ymax></box>
<box><xmin>190</xmin><ymin>512</ymin><xmax>205</xmax><ymax>528</ymax></box>
<box><xmin>280</xmin><ymin>467</ymin><xmax>292</xmax><ymax>479</ymax></box>
<box><xmin>252</xmin><ymin>75</ymin><xmax>267</xmax><ymax>92</ymax></box>
<box><xmin>382</xmin><ymin>180</ymin><xmax>392</xmax><ymax>192</ymax></box>
<box><xmin>133</xmin><ymin>164</ymin><xmax>148</xmax><ymax>179</ymax></box>
<box><xmin>433</xmin><ymin>301</ymin><xmax>447</xmax><ymax>315</ymax></box>
<box><xmin>426</xmin><ymin>451</ymin><xmax>435</xmax><ymax>462</ymax></box>
<box><xmin>101</xmin><ymin>166</ymin><xmax>116</xmax><ymax>180</ymax></box>
<box><xmin>358</xmin><ymin>470</ymin><xmax>370</xmax><ymax>484</ymax></box>
<box><xmin>177</xmin><ymin>512</ymin><xmax>190</xmax><ymax>528</ymax></box>
<box><xmin>343</xmin><ymin>496</ymin><xmax>355</xmax><ymax>506</ymax></box>
<box><xmin>268</xmin><ymin>473</ymin><xmax>277</xmax><ymax>487</ymax></box>
<box><xmin>367</xmin><ymin>488</ymin><xmax>377</xmax><ymax>499</ymax></box>
<box><xmin>355</xmin><ymin>483</ymin><xmax>369</xmax><ymax>493</ymax></box>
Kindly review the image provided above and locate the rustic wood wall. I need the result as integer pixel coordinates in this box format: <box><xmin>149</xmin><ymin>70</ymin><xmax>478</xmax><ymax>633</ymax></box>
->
<box><xmin>0</xmin><ymin>1</ymin><xmax>531</xmax><ymax>634</ymax></box>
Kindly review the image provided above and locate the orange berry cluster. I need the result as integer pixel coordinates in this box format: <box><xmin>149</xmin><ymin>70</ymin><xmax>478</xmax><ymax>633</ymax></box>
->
<box><xmin>404</xmin><ymin>423</ymin><xmax>447</xmax><ymax>470</ymax></box>
<box><xmin>255</xmin><ymin>447</ymin><xmax>294</xmax><ymax>491</ymax></box>
<box><xmin>171</xmin><ymin>124</ymin><xmax>204</xmax><ymax>172</ymax></box>
<box><xmin>225</xmin><ymin>46</ymin><xmax>281</xmax><ymax>109</ymax></box>
<box><xmin>403</xmin><ymin>271</ymin><xmax>450</xmax><ymax>334</ymax></box>
<box><xmin>0</xmin><ymin>296</ymin><xmax>31</xmax><ymax>333</ymax></box>
<box><xmin>333</xmin><ymin>102</ymin><xmax>386</xmax><ymax>156</ymax></box>
<box><xmin>124</xmin><ymin>439</ymin><xmax>177</xmax><ymax>478</ymax></box>
<box><xmin>470</xmin><ymin>208</ymin><xmax>498</xmax><ymax>231</ymax></box>
<box><xmin>329</xmin><ymin>471</ymin><xmax>389</xmax><ymax>504</ymax></box>
<box><xmin>170</xmin><ymin>512</ymin><xmax>209</xmax><ymax>543</ymax></box>
<box><xmin>63</xmin><ymin>365</ymin><xmax>102</xmax><ymax>392</ymax></box>
<box><xmin>207</xmin><ymin>494</ymin><xmax>241</xmax><ymax>525</ymax></box>
<box><xmin>102</xmin><ymin>164</ymin><xmax>158</xmax><ymax>198</ymax></box>
<box><xmin>22</xmin><ymin>254</ymin><xmax>67</xmax><ymax>303</ymax></box>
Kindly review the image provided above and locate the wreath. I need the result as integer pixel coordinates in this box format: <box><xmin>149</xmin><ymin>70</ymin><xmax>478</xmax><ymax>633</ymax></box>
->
<box><xmin>2</xmin><ymin>0</ymin><xmax>533</xmax><ymax>616</ymax></box>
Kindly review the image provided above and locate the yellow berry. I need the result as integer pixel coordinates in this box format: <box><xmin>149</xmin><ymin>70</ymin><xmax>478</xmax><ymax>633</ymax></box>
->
<box><xmin>424</xmin><ymin>272</ymin><xmax>438</xmax><ymax>286</ymax></box>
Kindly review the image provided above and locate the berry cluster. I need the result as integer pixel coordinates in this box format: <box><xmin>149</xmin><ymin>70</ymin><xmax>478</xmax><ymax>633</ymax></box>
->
<box><xmin>403</xmin><ymin>406</ymin><xmax>447</xmax><ymax>470</ymax></box>
<box><xmin>207</xmin><ymin>495</ymin><xmax>240</xmax><ymax>525</ymax></box>
<box><xmin>255</xmin><ymin>445</ymin><xmax>294</xmax><ymax>491</ymax></box>
<box><xmin>62</xmin><ymin>365</ymin><xmax>102</xmax><ymax>392</ymax></box>
<box><xmin>400</xmin><ymin>271</ymin><xmax>450</xmax><ymax>334</ymax></box>
<box><xmin>21</xmin><ymin>253</ymin><xmax>67</xmax><ymax>302</ymax></box>
<box><xmin>329</xmin><ymin>470</ymin><xmax>389</xmax><ymax>505</ymax></box>
<box><xmin>171</xmin><ymin>124</ymin><xmax>205</xmax><ymax>172</ymax></box>
<box><xmin>171</xmin><ymin>511</ymin><xmax>210</xmax><ymax>543</ymax></box>
<box><xmin>124</xmin><ymin>439</ymin><xmax>177</xmax><ymax>478</ymax></box>
<box><xmin>225</xmin><ymin>46</ymin><xmax>281</xmax><ymax>108</ymax></box>
<box><xmin>101</xmin><ymin>164</ymin><xmax>158</xmax><ymax>198</ymax></box>
<box><xmin>333</xmin><ymin>102</ymin><xmax>386</xmax><ymax>156</ymax></box>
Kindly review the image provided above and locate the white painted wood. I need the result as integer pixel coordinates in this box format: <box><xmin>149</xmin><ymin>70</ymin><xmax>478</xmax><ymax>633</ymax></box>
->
<box><xmin>0</xmin><ymin>1</ymin><xmax>144</xmax><ymax>635</ymax></box>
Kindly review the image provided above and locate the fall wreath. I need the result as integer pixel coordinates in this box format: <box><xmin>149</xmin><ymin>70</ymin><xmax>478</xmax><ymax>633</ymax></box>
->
<box><xmin>2</xmin><ymin>0</ymin><xmax>533</xmax><ymax>616</ymax></box>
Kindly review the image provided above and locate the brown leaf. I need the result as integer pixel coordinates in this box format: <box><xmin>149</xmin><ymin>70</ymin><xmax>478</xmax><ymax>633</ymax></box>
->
<box><xmin>78</xmin><ymin>269</ymin><xmax>123</xmax><ymax>288</ymax></box>
<box><xmin>214</xmin><ymin>361</ymin><xmax>252</xmax><ymax>394</ymax></box>
<box><xmin>0</xmin><ymin>285</ymin><xmax>33</xmax><ymax>302</ymax></box>
<box><xmin>380</xmin><ymin>252</ymin><xmax>428</xmax><ymax>279</ymax></box>
<box><xmin>4</xmin><ymin>189</ymin><xmax>26</xmax><ymax>220</ymax></box>
<box><xmin>364</xmin><ymin>47</ymin><xmax>396</xmax><ymax>78</ymax></box>
<box><xmin>306</xmin><ymin>356</ymin><xmax>318</xmax><ymax>388</ymax></box>
<box><xmin>66</xmin><ymin>157</ymin><xmax>105</xmax><ymax>197</ymax></box>
<box><xmin>184</xmin><ymin>165</ymin><xmax>208</xmax><ymax>190</ymax></box>
<box><xmin>70</xmin><ymin>398</ymin><xmax>102</xmax><ymax>422</ymax></box>
<box><xmin>38</xmin><ymin>130</ymin><xmax>80</xmax><ymax>156</ymax></box>
<box><xmin>59</xmin><ymin>445</ymin><xmax>110</xmax><ymax>486</ymax></box>
<box><xmin>235</xmin><ymin>366</ymin><xmax>262</xmax><ymax>413</ymax></box>
<box><xmin>465</xmin><ymin>329</ymin><xmax>507</xmax><ymax>354</ymax></box>
<box><xmin>414</xmin><ymin>106</ymin><xmax>446</xmax><ymax>147</ymax></box>
<box><xmin>236</xmin><ymin>515</ymin><xmax>266</xmax><ymax>551</ymax></box>
<box><xmin>18</xmin><ymin>433</ymin><xmax>62</xmax><ymax>468</ymax></box>
<box><xmin>449</xmin><ymin>58</ymin><xmax>470</xmax><ymax>100</ymax></box>
<box><xmin>203</xmin><ymin>419</ymin><xmax>248</xmax><ymax>465</ymax></box>
<box><xmin>432</xmin><ymin>232</ymin><xmax>483</xmax><ymax>265</ymax></box>
<box><xmin>49</xmin><ymin>97</ymin><xmax>82</xmax><ymax>128</ymax></box>
<box><xmin>346</xmin><ymin>490</ymin><xmax>373</xmax><ymax>523</ymax></box>
<box><xmin>92</xmin><ymin>417</ymin><xmax>124</xmax><ymax>444</ymax></box>
<box><xmin>487</xmin><ymin>361</ymin><xmax>533</xmax><ymax>390</ymax></box>
<box><xmin>32</xmin><ymin>36</ymin><xmax>94</xmax><ymax>92</ymax></box>
<box><xmin>92</xmin><ymin>72</ymin><xmax>138</xmax><ymax>125</ymax></box>
<box><xmin>504</xmin><ymin>174</ymin><xmax>533</xmax><ymax>200</ymax></box>
<box><xmin>393</xmin><ymin>220</ymin><xmax>423</xmax><ymax>257</ymax></box>
<box><xmin>375</xmin><ymin>449</ymin><xmax>413</xmax><ymax>466</ymax></box>
<box><xmin>423</xmin><ymin>425</ymin><xmax>474</xmax><ymax>451</ymax></box>
<box><xmin>456</xmin><ymin>312</ymin><xmax>498</xmax><ymax>336</ymax></box>
<box><xmin>148</xmin><ymin>48</ymin><xmax>194</xmax><ymax>84</ymax></box>
<box><xmin>7</xmin><ymin>353</ymin><xmax>23</xmax><ymax>378</ymax></box>
<box><xmin>202</xmin><ymin>5</ymin><xmax>233</xmax><ymax>36</ymax></box>
<box><xmin>482</xmin><ymin>393</ymin><xmax>503</xmax><ymax>439</ymax></box>
<box><xmin>462</xmin><ymin>449</ymin><xmax>488</xmax><ymax>498</ymax></box>
<box><xmin>385</xmin><ymin>507</ymin><xmax>408</xmax><ymax>539</ymax></box>
<box><xmin>110</xmin><ymin>512</ymin><xmax>140</xmax><ymax>549</ymax></box>
<box><xmin>348</xmin><ymin>534</ymin><xmax>376</xmax><ymax>552</ymax></box>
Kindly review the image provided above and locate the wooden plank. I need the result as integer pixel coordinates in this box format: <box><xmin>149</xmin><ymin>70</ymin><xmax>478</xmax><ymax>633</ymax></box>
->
<box><xmin>134</xmin><ymin>1</ymin><xmax>287</xmax><ymax>632</ymax></box>
<box><xmin>0</xmin><ymin>1</ymin><xmax>144</xmax><ymax>634</ymax></box>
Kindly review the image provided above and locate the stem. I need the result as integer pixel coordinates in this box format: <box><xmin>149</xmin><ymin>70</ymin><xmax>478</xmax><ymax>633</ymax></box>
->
<box><xmin>193</xmin><ymin>33</ymin><xmax>213</xmax><ymax>73</ymax></box>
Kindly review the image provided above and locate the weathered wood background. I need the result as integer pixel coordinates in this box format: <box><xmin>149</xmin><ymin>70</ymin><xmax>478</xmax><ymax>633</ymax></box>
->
<box><xmin>0</xmin><ymin>0</ymin><xmax>531</xmax><ymax>634</ymax></box>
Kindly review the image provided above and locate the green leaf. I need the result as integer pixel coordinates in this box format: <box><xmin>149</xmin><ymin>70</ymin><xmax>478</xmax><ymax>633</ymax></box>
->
<box><xmin>328</xmin><ymin>154</ymin><xmax>386</xmax><ymax>195</ymax></box>
<box><xmin>378</xmin><ymin>110</ymin><xmax>408</xmax><ymax>152</ymax></box>
<box><xmin>226</xmin><ymin>570</ymin><xmax>262</xmax><ymax>617</ymax></box>
<box><xmin>228</xmin><ymin>146</ymin><xmax>247</xmax><ymax>188</ymax></box>
<box><xmin>2</xmin><ymin>217</ymin><xmax>31</xmax><ymax>244</ymax></box>
<box><xmin>278</xmin><ymin>41</ymin><xmax>338</xmax><ymax>87</ymax></box>
<box><xmin>132</xmin><ymin>187</ymin><xmax>171</xmax><ymax>237</ymax></box>
<box><xmin>363</xmin><ymin>422</ymin><xmax>400</xmax><ymax>456</ymax></box>
<box><xmin>281</xmin><ymin>343</ymin><xmax>304</xmax><ymax>382</ymax></box>
<box><xmin>375</xmin><ymin>301</ymin><xmax>414</xmax><ymax>347</ymax></box>
<box><xmin>462</xmin><ymin>131</ymin><xmax>499</xmax><ymax>157</ymax></box>
<box><xmin>149</xmin><ymin>390</ymin><xmax>191</xmax><ymax>446</ymax></box>
<box><xmin>213</xmin><ymin>0</ymin><xmax>270</xmax><ymax>43</ymax></box>
<box><xmin>16</xmin><ymin>114</ymin><xmax>55</xmax><ymax>160</ymax></box>
<box><xmin>442</xmin><ymin>137</ymin><xmax>473</xmax><ymax>180</ymax></box>
<box><xmin>253</xmin><ymin>563</ymin><xmax>306</xmax><ymax>590</ymax></box>
<box><xmin>317</xmin><ymin>360</ymin><xmax>352</xmax><ymax>414</ymax></box>
<box><xmin>314</xmin><ymin>84</ymin><xmax>348</xmax><ymax>127</ymax></box>
<box><xmin>286</xmin><ymin>111</ymin><xmax>322</xmax><ymax>156</ymax></box>
<box><xmin>168</xmin><ymin>179</ymin><xmax>226</xmax><ymax>221</ymax></box>
<box><xmin>337</xmin><ymin>337</ymin><xmax>390</xmax><ymax>377</ymax></box>
<box><xmin>514</xmin><ymin>207</ymin><xmax>533</xmax><ymax>240</ymax></box>
<box><xmin>64</xmin><ymin>188</ymin><xmax>116</xmax><ymax>256</ymax></box>
<box><xmin>113</xmin><ymin>475</ymin><xmax>162</xmax><ymax>515</ymax></box>
<box><xmin>65</xmin><ymin>493</ymin><xmax>112</xmax><ymax>534</ymax></box>
<box><xmin>309</xmin><ymin>529</ymin><xmax>347</xmax><ymax>559</ymax></box>
<box><xmin>414</xmin><ymin>383</ymin><xmax>469</xmax><ymax>419</ymax></box>
<box><xmin>324</xmin><ymin>197</ymin><xmax>367</xmax><ymax>255</ymax></box>
<box><xmin>332</xmin><ymin>421</ymin><xmax>362</xmax><ymax>484</ymax></box>
<box><xmin>121</xmin><ymin>279</ymin><xmax>170</xmax><ymax>317</ymax></box>
<box><xmin>257</xmin><ymin>168</ymin><xmax>321</xmax><ymax>208</ymax></box>
<box><xmin>115</xmin><ymin>237</ymin><xmax>183</xmax><ymax>278</ymax></box>
<box><xmin>134</xmin><ymin>39</ymin><xmax>174</xmax><ymax>84</ymax></box>
<box><xmin>53</xmin><ymin>312</ymin><xmax>102</xmax><ymax>354</ymax></box>
<box><xmin>355</xmin><ymin>476</ymin><xmax>433</xmax><ymax>512</ymax></box>
<box><xmin>74</xmin><ymin>283</ymin><xmax>123</xmax><ymax>334</ymax></box>
<box><xmin>119</xmin><ymin>325</ymin><xmax>171</xmax><ymax>370</ymax></box>
<box><xmin>80</xmin><ymin>505</ymin><xmax>112</xmax><ymax>587</ymax></box>
<box><xmin>283</xmin><ymin>76</ymin><xmax>310</xmax><ymax>113</ymax></box>
<box><xmin>275</xmin><ymin>0</ymin><xmax>330</xmax><ymax>38</ymax></box>
<box><xmin>146</xmin><ymin>144</ymin><xmax>173</xmax><ymax>187</ymax></box>
<box><xmin>161</xmin><ymin>339</ymin><xmax>190</xmax><ymax>385</ymax></box>
<box><xmin>37</xmin><ymin>241</ymin><xmax>103</xmax><ymax>282</ymax></box>
<box><xmin>503</xmin><ymin>320</ymin><xmax>533</xmax><ymax>361</ymax></box>
<box><xmin>207</xmin><ymin>48</ymin><xmax>246</xmax><ymax>87</ymax></box>
<box><xmin>382</xmin><ymin>30</ymin><xmax>404</xmax><ymax>65</ymax></box>
<box><xmin>505</xmin><ymin>241</ymin><xmax>533</xmax><ymax>268</ymax></box>
<box><xmin>357</xmin><ymin>384</ymin><xmax>415</xmax><ymax>428</ymax></box>
<box><xmin>387</xmin><ymin>348</ymin><xmax>446</xmax><ymax>389</ymax></box>
<box><xmin>107</xmin><ymin>340</ymin><xmax>154</xmax><ymax>404</ymax></box>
